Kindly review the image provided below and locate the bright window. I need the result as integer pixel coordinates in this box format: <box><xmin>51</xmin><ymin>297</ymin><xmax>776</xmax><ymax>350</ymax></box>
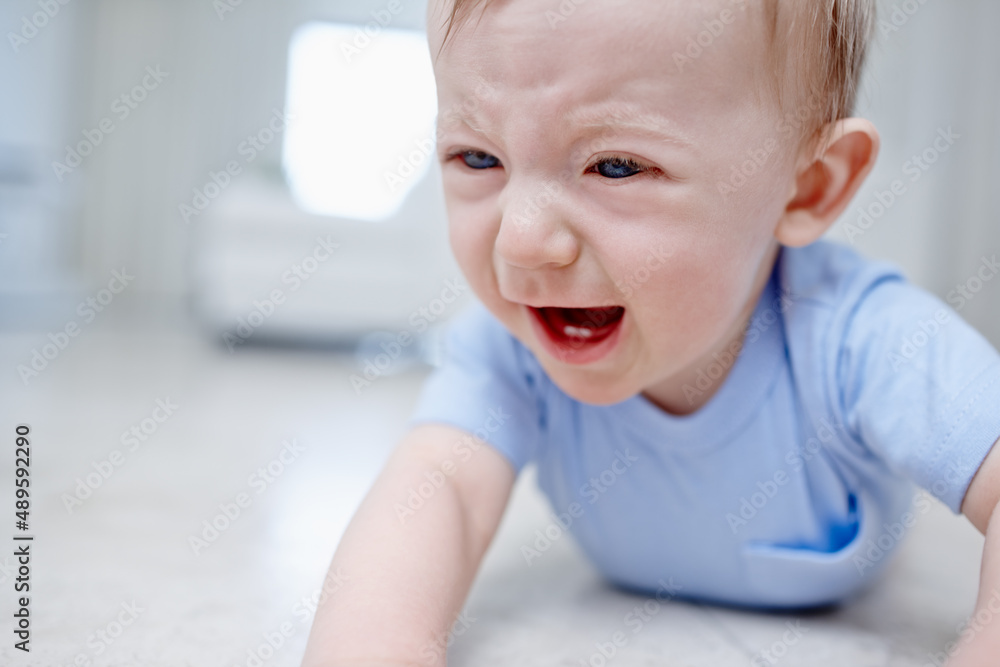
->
<box><xmin>282</xmin><ymin>22</ymin><xmax>438</xmax><ymax>221</ymax></box>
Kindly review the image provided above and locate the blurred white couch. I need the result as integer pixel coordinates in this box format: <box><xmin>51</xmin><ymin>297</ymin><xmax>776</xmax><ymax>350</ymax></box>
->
<box><xmin>191</xmin><ymin>163</ymin><xmax>467</xmax><ymax>344</ymax></box>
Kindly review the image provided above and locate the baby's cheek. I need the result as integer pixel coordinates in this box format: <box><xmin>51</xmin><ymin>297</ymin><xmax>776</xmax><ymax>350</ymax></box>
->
<box><xmin>448</xmin><ymin>211</ymin><xmax>505</xmax><ymax>302</ymax></box>
<box><xmin>447</xmin><ymin>200</ymin><xmax>494</xmax><ymax>258</ymax></box>
<box><xmin>642</xmin><ymin>259</ymin><xmax>746</xmax><ymax>342</ymax></box>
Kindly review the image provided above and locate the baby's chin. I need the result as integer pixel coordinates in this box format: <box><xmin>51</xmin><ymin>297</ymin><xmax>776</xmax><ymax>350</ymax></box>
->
<box><xmin>538</xmin><ymin>361</ymin><xmax>642</xmax><ymax>407</ymax></box>
<box><xmin>502</xmin><ymin>313</ymin><xmax>645</xmax><ymax>406</ymax></box>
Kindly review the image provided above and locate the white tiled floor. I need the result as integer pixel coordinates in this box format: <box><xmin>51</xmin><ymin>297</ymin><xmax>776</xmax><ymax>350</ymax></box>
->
<box><xmin>0</xmin><ymin>309</ymin><xmax>988</xmax><ymax>666</ymax></box>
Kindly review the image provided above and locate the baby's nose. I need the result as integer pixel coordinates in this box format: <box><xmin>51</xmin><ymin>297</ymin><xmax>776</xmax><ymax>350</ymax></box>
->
<box><xmin>494</xmin><ymin>179</ymin><xmax>580</xmax><ymax>270</ymax></box>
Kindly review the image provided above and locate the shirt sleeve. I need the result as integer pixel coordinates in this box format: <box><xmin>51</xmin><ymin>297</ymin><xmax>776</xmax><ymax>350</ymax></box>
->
<box><xmin>406</xmin><ymin>301</ymin><xmax>546</xmax><ymax>473</ymax></box>
<box><xmin>837</xmin><ymin>277</ymin><xmax>1000</xmax><ymax>513</ymax></box>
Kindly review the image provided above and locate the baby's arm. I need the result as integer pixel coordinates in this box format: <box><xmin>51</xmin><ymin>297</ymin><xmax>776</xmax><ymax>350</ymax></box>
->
<box><xmin>952</xmin><ymin>435</ymin><xmax>1000</xmax><ymax>666</ymax></box>
<box><xmin>300</xmin><ymin>423</ymin><xmax>516</xmax><ymax>667</ymax></box>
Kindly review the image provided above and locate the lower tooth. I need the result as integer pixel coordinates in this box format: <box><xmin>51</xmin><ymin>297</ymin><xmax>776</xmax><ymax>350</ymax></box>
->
<box><xmin>563</xmin><ymin>325</ymin><xmax>593</xmax><ymax>338</ymax></box>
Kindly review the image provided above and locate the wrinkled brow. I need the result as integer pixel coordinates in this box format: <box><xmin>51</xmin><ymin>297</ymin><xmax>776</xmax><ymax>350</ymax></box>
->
<box><xmin>566</xmin><ymin>102</ymin><xmax>695</xmax><ymax>148</ymax></box>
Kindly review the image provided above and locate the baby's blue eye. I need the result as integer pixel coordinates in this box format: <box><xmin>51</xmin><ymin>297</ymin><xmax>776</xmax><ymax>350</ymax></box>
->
<box><xmin>459</xmin><ymin>150</ymin><xmax>501</xmax><ymax>170</ymax></box>
<box><xmin>593</xmin><ymin>157</ymin><xmax>645</xmax><ymax>179</ymax></box>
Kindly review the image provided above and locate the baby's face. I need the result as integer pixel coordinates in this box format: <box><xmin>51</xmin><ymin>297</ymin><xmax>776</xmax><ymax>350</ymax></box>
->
<box><xmin>429</xmin><ymin>0</ymin><xmax>802</xmax><ymax>409</ymax></box>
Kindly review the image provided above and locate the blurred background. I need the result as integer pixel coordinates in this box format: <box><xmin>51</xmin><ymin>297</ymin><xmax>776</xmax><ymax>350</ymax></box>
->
<box><xmin>0</xmin><ymin>0</ymin><xmax>998</xmax><ymax>665</ymax></box>
<box><xmin>1</xmin><ymin>0</ymin><xmax>998</xmax><ymax>345</ymax></box>
<box><xmin>0</xmin><ymin>0</ymin><xmax>466</xmax><ymax>347</ymax></box>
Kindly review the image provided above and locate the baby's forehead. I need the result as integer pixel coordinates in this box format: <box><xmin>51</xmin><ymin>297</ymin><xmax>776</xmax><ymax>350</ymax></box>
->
<box><xmin>427</xmin><ymin>0</ymin><xmax>784</xmax><ymax>151</ymax></box>
<box><xmin>431</xmin><ymin>0</ymin><xmax>771</xmax><ymax>55</ymax></box>
<box><xmin>429</xmin><ymin>0</ymin><xmax>773</xmax><ymax>95</ymax></box>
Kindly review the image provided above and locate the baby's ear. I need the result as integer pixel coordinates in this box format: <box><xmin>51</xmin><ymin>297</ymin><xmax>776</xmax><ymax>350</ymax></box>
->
<box><xmin>775</xmin><ymin>118</ymin><xmax>880</xmax><ymax>247</ymax></box>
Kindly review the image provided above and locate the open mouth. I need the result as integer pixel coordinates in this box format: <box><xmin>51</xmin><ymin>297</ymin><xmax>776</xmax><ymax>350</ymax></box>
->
<box><xmin>527</xmin><ymin>305</ymin><xmax>626</xmax><ymax>363</ymax></box>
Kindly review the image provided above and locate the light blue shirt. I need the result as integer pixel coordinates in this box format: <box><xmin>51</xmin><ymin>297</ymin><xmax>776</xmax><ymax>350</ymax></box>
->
<box><xmin>408</xmin><ymin>241</ymin><xmax>1000</xmax><ymax>609</ymax></box>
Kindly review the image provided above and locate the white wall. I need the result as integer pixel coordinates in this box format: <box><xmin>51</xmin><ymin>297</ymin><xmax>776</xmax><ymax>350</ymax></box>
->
<box><xmin>830</xmin><ymin>0</ymin><xmax>1000</xmax><ymax>345</ymax></box>
<box><xmin>0</xmin><ymin>0</ymin><xmax>89</xmax><ymax>312</ymax></box>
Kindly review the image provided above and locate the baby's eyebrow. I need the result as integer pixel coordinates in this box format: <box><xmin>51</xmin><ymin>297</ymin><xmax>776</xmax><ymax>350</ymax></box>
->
<box><xmin>438</xmin><ymin>70</ymin><xmax>502</xmax><ymax>133</ymax></box>
<box><xmin>566</xmin><ymin>101</ymin><xmax>694</xmax><ymax>149</ymax></box>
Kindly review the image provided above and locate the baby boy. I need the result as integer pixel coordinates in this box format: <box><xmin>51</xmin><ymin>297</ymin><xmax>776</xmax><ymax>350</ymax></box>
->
<box><xmin>302</xmin><ymin>1</ymin><xmax>1000</xmax><ymax>665</ymax></box>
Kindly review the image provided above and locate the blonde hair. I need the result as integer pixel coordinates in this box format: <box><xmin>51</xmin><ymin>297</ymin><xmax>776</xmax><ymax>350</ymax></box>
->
<box><xmin>435</xmin><ymin>0</ymin><xmax>876</xmax><ymax>144</ymax></box>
